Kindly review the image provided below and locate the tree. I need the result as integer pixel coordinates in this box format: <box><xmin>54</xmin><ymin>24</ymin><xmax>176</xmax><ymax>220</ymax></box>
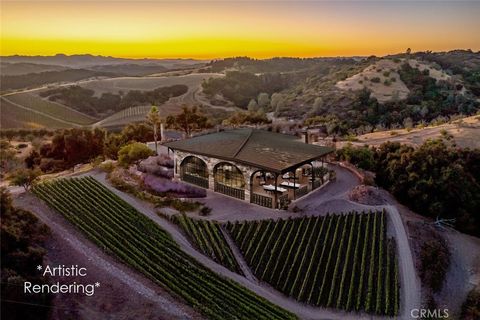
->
<box><xmin>0</xmin><ymin>140</ymin><xmax>16</xmax><ymax>172</ymax></box>
<box><xmin>222</xmin><ymin>110</ymin><xmax>271</xmax><ymax>127</ymax></box>
<box><xmin>146</xmin><ymin>106</ymin><xmax>161</xmax><ymax>155</ymax></box>
<box><xmin>1</xmin><ymin>187</ymin><xmax>52</xmax><ymax>320</ymax></box>
<box><xmin>10</xmin><ymin>168</ymin><xmax>42</xmax><ymax>191</ymax></box>
<box><xmin>247</xmin><ymin>99</ymin><xmax>258</xmax><ymax>112</ymax></box>
<box><xmin>120</xmin><ymin>123</ymin><xmax>154</xmax><ymax>143</ymax></box>
<box><xmin>312</xmin><ymin>97</ymin><xmax>323</xmax><ymax>114</ymax></box>
<box><xmin>336</xmin><ymin>144</ymin><xmax>375</xmax><ymax>171</ymax></box>
<box><xmin>165</xmin><ymin>105</ymin><xmax>211</xmax><ymax>137</ymax></box>
<box><xmin>419</xmin><ymin>238</ymin><xmax>450</xmax><ymax>292</ymax></box>
<box><xmin>118</xmin><ymin>142</ymin><xmax>154</xmax><ymax>167</ymax></box>
<box><xmin>257</xmin><ymin>93</ymin><xmax>270</xmax><ymax>108</ymax></box>
<box><xmin>374</xmin><ymin>140</ymin><xmax>480</xmax><ymax>236</ymax></box>
<box><xmin>406</xmin><ymin>48</ymin><xmax>411</xmax><ymax>55</ymax></box>
<box><xmin>461</xmin><ymin>289</ymin><xmax>480</xmax><ymax>320</ymax></box>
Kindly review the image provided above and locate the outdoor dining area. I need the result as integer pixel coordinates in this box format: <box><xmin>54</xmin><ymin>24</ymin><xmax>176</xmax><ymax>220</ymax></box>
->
<box><xmin>166</xmin><ymin>128</ymin><xmax>334</xmax><ymax>209</ymax></box>
<box><xmin>251</xmin><ymin>163</ymin><xmax>328</xmax><ymax>208</ymax></box>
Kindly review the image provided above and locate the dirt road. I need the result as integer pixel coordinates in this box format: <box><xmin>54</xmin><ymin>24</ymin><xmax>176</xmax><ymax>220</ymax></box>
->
<box><xmin>384</xmin><ymin>205</ymin><xmax>421</xmax><ymax>320</ymax></box>
<box><xmin>13</xmin><ymin>166</ymin><xmax>421</xmax><ymax>319</ymax></box>
<box><xmin>13</xmin><ymin>192</ymin><xmax>201</xmax><ymax>320</ymax></box>
<box><xmin>87</xmin><ymin>170</ymin><xmax>407</xmax><ymax>320</ymax></box>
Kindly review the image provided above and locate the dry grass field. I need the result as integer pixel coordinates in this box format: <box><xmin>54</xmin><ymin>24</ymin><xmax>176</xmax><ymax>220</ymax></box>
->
<box><xmin>1</xmin><ymin>73</ymin><xmax>225</xmax><ymax>129</ymax></box>
<box><xmin>79</xmin><ymin>73</ymin><xmax>223</xmax><ymax>97</ymax></box>
<box><xmin>335</xmin><ymin>58</ymin><xmax>451</xmax><ymax>103</ymax></box>
<box><xmin>341</xmin><ymin>115</ymin><xmax>480</xmax><ymax>149</ymax></box>
<box><xmin>4</xmin><ymin>93</ymin><xmax>97</xmax><ymax>125</ymax></box>
<box><xmin>0</xmin><ymin>97</ymin><xmax>74</xmax><ymax>129</ymax></box>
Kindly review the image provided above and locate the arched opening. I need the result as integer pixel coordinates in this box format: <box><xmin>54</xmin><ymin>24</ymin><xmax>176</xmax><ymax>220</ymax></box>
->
<box><xmin>213</xmin><ymin>162</ymin><xmax>245</xmax><ymax>200</ymax></box>
<box><xmin>250</xmin><ymin>170</ymin><xmax>277</xmax><ymax>208</ymax></box>
<box><xmin>180</xmin><ymin>156</ymin><xmax>209</xmax><ymax>188</ymax></box>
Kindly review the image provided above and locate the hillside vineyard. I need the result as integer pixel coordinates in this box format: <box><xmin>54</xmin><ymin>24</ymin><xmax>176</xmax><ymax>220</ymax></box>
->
<box><xmin>226</xmin><ymin>212</ymin><xmax>400</xmax><ymax>316</ymax></box>
<box><xmin>33</xmin><ymin>177</ymin><xmax>296</xmax><ymax>320</ymax></box>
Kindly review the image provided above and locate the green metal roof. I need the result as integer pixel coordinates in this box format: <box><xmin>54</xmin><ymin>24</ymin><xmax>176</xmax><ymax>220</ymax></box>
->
<box><xmin>164</xmin><ymin>129</ymin><xmax>334</xmax><ymax>173</ymax></box>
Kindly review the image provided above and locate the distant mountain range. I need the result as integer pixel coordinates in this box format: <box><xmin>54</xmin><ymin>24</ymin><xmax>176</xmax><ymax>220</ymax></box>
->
<box><xmin>1</xmin><ymin>54</ymin><xmax>207</xmax><ymax>68</ymax></box>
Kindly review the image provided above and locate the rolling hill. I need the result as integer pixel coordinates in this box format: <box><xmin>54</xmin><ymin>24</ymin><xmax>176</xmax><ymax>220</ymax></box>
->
<box><xmin>2</xmin><ymin>51</ymin><xmax>479</xmax><ymax>134</ymax></box>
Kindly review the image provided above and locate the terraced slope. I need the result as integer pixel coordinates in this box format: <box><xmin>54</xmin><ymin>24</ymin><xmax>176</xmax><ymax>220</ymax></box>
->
<box><xmin>33</xmin><ymin>177</ymin><xmax>296</xmax><ymax>320</ymax></box>
<box><xmin>226</xmin><ymin>212</ymin><xmax>400</xmax><ymax>316</ymax></box>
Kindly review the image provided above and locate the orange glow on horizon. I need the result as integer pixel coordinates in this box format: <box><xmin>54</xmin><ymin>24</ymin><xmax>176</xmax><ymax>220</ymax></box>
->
<box><xmin>1</xmin><ymin>1</ymin><xmax>479</xmax><ymax>59</ymax></box>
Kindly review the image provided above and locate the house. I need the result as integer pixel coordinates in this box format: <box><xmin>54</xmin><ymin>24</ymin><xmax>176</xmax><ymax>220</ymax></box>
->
<box><xmin>164</xmin><ymin>128</ymin><xmax>334</xmax><ymax>209</ymax></box>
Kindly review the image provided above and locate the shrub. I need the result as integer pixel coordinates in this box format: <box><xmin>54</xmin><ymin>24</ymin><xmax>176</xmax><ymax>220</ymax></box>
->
<box><xmin>461</xmin><ymin>288</ymin><xmax>480</xmax><ymax>320</ymax></box>
<box><xmin>1</xmin><ymin>187</ymin><xmax>52</xmax><ymax>320</ymax></box>
<box><xmin>98</xmin><ymin>160</ymin><xmax>116</xmax><ymax>173</ymax></box>
<box><xmin>155</xmin><ymin>198</ymin><xmax>202</xmax><ymax>212</ymax></box>
<box><xmin>371</xmin><ymin>77</ymin><xmax>381</xmax><ymax>83</ymax></box>
<box><xmin>143</xmin><ymin>174</ymin><xmax>206</xmax><ymax>198</ymax></box>
<box><xmin>390</xmin><ymin>77</ymin><xmax>397</xmax><ymax>82</ymax></box>
<box><xmin>9</xmin><ymin>168</ymin><xmax>42</xmax><ymax>190</ymax></box>
<box><xmin>419</xmin><ymin>238</ymin><xmax>450</xmax><ymax>292</ymax></box>
<box><xmin>200</xmin><ymin>206</ymin><xmax>212</xmax><ymax>216</ymax></box>
<box><xmin>383</xmin><ymin>71</ymin><xmax>391</xmax><ymax>77</ymax></box>
<box><xmin>336</xmin><ymin>144</ymin><xmax>375</xmax><ymax>171</ymax></box>
<box><xmin>384</xmin><ymin>79</ymin><xmax>392</xmax><ymax>86</ymax></box>
<box><xmin>118</xmin><ymin>142</ymin><xmax>154</xmax><ymax>167</ymax></box>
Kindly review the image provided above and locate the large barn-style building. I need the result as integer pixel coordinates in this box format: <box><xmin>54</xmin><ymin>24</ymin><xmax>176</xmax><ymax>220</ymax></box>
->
<box><xmin>164</xmin><ymin>129</ymin><xmax>334</xmax><ymax>209</ymax></box>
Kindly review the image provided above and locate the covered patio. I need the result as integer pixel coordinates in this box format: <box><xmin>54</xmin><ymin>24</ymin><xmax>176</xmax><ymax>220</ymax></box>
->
<box><xmin>249</xmin><ymin>160</ymin><xmax>330</xmax><ymax>209</ymax></box>
<box><xmin>165</xmin><ymin>128</ymin><xmax>334</xmax><ymax>209</ymax></box>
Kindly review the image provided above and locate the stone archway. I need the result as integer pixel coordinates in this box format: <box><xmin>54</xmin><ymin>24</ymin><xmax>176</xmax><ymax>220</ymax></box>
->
<box><xmin>180</xmin><ymin>156</ymin><xmax>209</xmax><ymax>188</ymax></box>
<box><xmin>213</xmin><ymin>162</ymin><xmax>245</xmax><ymax>200</ymax></box>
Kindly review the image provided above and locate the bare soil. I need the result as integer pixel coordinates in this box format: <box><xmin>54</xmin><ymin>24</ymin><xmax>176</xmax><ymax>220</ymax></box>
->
<box><xmin>12</xmin><ymin>192</ymin><xmax>202</xmax><ymax>320</ymax></box>
<box><xmin>404</xmin><ymin>211</ymin><xmax>480</xmax><ymax>318</ymax></box>
<box><xmin>336</xmin><ymin>59</ymin><xmax>409</xmax><ymax>103</ymax></box>
<box><xmin>339</xmin><ymin>114</ymin><xmax>480</xmax><ymax>149</ymax></box>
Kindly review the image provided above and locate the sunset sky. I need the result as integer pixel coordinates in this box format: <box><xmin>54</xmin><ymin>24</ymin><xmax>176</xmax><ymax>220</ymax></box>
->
<box><xmin>1</xmin><ymin>1</ymin><xmax>480</xmax><ymax>59</ymax></box>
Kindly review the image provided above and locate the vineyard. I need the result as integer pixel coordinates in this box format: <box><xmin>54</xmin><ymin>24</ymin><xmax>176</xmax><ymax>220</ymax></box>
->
<box><xmin>33</xmin><ymin>177</ymin><xmax>296</xmax><ymax>320</ymax></box>
<box><xmin>226</xmin><ymin>211</ymin><xmax>400</xmax><ymax>316</ymax></box>
<box><xmin>0</xmin><ymin>97</ymin><xmax>72</xmax><ymax>129</ymax></box>
<box><xmin>5</xmin><ymin>93</ymin><xmax>96</xmax><ymax>125</ymax></box>
<box><xmin>170</xmin><ymin>214</ymin><xmax>242</xmax><ymax>274</ymax></box>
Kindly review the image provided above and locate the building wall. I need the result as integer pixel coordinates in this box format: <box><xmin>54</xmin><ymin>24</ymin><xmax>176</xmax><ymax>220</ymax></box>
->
<box><xmin>173</xmin><ymin>151</ymin><xmax>260</xmax><ymax>202</ymax></box>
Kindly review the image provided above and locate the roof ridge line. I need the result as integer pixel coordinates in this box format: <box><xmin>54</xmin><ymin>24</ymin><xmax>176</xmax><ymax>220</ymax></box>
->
<box><xmin>232</xmin><ymin>128</ymin><xmax>254</xmax><ymax>158</ymax></box>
